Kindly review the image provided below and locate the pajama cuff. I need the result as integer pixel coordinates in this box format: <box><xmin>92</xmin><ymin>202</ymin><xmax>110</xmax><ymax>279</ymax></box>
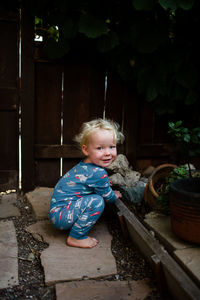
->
<box><xmin>69</xmin><ymin>232</ymin><xmax>88</xmax><ymax>240</ymax></box>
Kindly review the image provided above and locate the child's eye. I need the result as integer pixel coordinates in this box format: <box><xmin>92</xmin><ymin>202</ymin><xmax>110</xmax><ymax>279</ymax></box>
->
<box><xmin>110</xmin><ymin>145</ymin><xmax>116</xmax><ymax>149</ymax></box>
<box><xmin>97</xmin><ymin>147</ymin><xmax>102</xmax><ymax>150</ymax></box>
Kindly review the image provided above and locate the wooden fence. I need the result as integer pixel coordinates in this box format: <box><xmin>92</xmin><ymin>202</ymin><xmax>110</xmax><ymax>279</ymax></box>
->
<box><xmin>2</xmin><ymin>7</ymin><xmax>198</xmax><ymax>192</ymax></box>
<box><xmin>30</xmin><ymin>53</ymin><xmax>175</xmax><ymax>189</ymax></box>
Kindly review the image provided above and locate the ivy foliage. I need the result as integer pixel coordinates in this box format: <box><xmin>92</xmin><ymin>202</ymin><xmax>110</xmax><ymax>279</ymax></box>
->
<box><xmin>24</xmin><ymin>0</ymin><xmax>200</xmax><ymax>115</ymax></box>
<box><xmin>168</xmin><ymin>121</ymin><xmax>200</xmax><ymax>157</ymax></box>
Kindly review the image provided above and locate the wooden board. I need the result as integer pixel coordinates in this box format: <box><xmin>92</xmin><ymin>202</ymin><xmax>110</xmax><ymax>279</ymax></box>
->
<box><xmin>34</xmin><ymin>62</ymin><xmax>62</xmax><ymax>186</ymax></box>
<box><xmin>0</xmin><ymin>11</ymin><xmax>18</xmax><ymax>191</ymax></box>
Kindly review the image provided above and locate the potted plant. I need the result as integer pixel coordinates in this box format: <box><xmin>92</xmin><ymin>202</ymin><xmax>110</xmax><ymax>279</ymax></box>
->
<box><xmin>156</xmin><ymin>164</ymin><xmax>191</xmax><ymax>214</ymax></box>
<box><xmin>168</xmin><ymin>121</ymin><xmax>200</xmax><ymax>244</ymax></box>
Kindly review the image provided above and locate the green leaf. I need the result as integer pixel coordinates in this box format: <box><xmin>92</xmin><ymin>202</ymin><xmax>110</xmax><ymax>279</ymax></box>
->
<box><xmin>193</xmin><ymin>128</ymin><xmax>200</xmax><ymax>137</ymax></box>
<box><xmin>132</xmin><ymin>0</ymin><xmax>156</xmax><ymax>10</ymax></box>
<box><xmin>168</xmin><ymin>122</ymin><xmax>175</xmax><ymax>128</ymax></box>
<box><xmin>48</xmin><ymin>26</ymin><xmax>59</xmax><ymax>42</ymax></box>
<box><xmin>183</xmin><ymin>134</ymin><xmax>190</xmax><ymax>142</ymax></box>
<box><xmin>97</xmin><ymin>31</ymin><xmax>119</xmax><ymax>52</ymax></box>
<box><xmin>158</xmin><ymin>0</ymin><xmax>178</xmax><ymax>10</ymax></box>
<box><xmin>35</xmin><ymin>16</ymin><xmax>42</xmax><ymax>25</ymax></box>
<box><xmin>179</xmin><ymin>0</ymin><xmax>194</xmax><ymax>10</ymax></box>
<box><xmin>78</xmin><ymin>14</ymin><xmax>108</xmax><ymax>38</ymax></box>
<box><xmin>175</xmin><ymin>120</ymin><xmax>182</xmax><ymax>127</ymax></box>
<box><xmin>159</xmin><ymin>0</ymin><xmax>194</xmax><ymax>10</ymax></box>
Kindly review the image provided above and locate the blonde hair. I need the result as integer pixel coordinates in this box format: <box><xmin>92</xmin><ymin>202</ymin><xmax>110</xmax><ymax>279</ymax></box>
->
<box><xmin>74</xmin><ymin>118</ymin><xmax>125</xmax><ymax>148</ymax></box>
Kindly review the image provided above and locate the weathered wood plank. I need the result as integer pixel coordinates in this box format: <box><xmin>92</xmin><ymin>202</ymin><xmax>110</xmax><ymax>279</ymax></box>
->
<box><xmin>63</xmin><ymin>63</ymin><xmax>104</xmax><ymax>144</ymax></box>
<box><xmin>62</xmin><ymin>62</ymin><xmax>105</xmax><ymax>174</ymax></box>
<box><xmin>105</xmin><ymin>73</ymin><xmax>124</xmax><ymax>126</ymax></box>
<box><xmin>35</xmin><ymin>144</ymin><xmax>83</xmax><ymax>159</ymax></box>
<box><xmin>138</xmin><ymin>101</ymin><xmax>155</xmax><ymax>144</ymax></box>
<box><xmin>63</xmin><ymin>63</ymin><xmax>91</xmax><ymax>144</ymax></box>
<box><xmin>0</xmin><ymin>88</ymin><xmax>18</xmax><ymax>110</ymax></box>
<box><xmin>136</xmin><ymin>144</ymin><xmax>175</xmax><ymax>158</ymax></box>
<box><xmin>124</xmin><ymin>85</ymin><xmax>138</xmax><ymax>167</ymax></box>
<box><xmin>35</xmin><ymin>62</ymin><xmax>62</xmax><ymax>144</ymax></box>
<box><xmin>0</xmin><ymin>18</ymin><xmax>18</xmax><ymax>88</ymax></box>
<box><xmin>0</xmin><ymin>111</ymin><xmax>18</xmax><ymax>170</ymax></box>
<box><xmin>34</xmin><ymin>61</ymin><xmax>62</xmax><ymax>186</ymax></box>
<box><xmin>0</xmin><ymin>170</ymin><xmax>18</xmax><ymax>192</ymax></box>
<box><xmin>21</xmin><ymin>11</ymin><xmax>35</xmax><ymax>191</ymax></box>
<box><xmin>35</xmin><ymin>160</ymin><xmax>60</xmax><ymax>187</ymax></box>
<box><xmin>0</xmin><ymin>9</ymin><xmax>18</xmax><ymax>191</ymax></box>
<box><xmin>0</xmin><ymin>8</ymin><xmax>18</xmax><ymax>21</ymax></box>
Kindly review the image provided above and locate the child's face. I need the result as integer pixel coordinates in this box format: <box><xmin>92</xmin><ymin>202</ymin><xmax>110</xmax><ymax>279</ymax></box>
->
<box><xmin>82</xmin><ymin>129</ymin><xmax>117</xmax><ymax>168</ymax></box>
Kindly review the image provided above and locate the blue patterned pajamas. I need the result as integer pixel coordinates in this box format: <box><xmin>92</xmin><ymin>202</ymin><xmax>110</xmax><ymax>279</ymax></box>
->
<box><xmin>48</xmin><ymin>161</ymin><xmax>117</xmax><ymax>240</ymax></box>
<box><xmin>49</xmin><ymin>194</ymin><xmax>105</xmax><ymax>239</ymax></box>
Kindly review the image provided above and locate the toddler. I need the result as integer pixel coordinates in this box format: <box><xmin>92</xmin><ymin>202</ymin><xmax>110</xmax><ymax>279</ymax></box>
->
<box><xmin>48</xmin><ymin>118</ymin><xmax>124</xmax><ymax>248</ymax></box>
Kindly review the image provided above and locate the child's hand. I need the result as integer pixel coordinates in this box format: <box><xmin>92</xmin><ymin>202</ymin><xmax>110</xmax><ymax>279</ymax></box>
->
<box><xmin>114</xmin><ymin>190</ymin><xmax>122</xmax><ymax>199</ymax></box>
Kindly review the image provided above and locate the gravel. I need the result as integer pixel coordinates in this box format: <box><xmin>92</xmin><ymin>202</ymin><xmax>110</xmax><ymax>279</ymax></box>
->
<box><xmin>0</xmin><ymin>192</ymin><xmax>162</xmax><ymax>299</ymax></box>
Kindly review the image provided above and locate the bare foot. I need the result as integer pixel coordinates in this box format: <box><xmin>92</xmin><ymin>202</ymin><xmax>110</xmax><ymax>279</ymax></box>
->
<box><xmin>66</xmin><ymin>236</ymin><xmax>98</xmax><ymax>248</ymax></box>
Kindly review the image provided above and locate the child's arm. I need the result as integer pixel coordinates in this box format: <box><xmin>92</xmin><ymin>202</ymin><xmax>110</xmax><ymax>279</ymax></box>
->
<box><xmin>92</xmin><ymin>176</ymin><xmax>119</xmax><ymax>203</ymax></box>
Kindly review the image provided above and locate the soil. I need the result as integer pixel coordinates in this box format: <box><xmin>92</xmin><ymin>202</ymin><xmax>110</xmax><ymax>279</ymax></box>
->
<box><xmin>0</xmin><ymin>193</ymin><xmax>163</xmax><ymax>299</ymax></box>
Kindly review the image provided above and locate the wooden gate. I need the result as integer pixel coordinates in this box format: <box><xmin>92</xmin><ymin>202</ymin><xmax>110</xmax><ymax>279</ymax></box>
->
<box><xmin>33</xmin><ymin>58</ymin><xmax>128</xmax><ymax>188</ymax></box>
<box><xmin>0</xmin><ymin>8</ymin><xmax>19</xmax><ymax>191</ymax></box>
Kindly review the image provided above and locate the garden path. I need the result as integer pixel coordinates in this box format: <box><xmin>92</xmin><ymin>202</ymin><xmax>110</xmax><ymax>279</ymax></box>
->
<box><xmin>0</xmin><ymin>188</ymin><xmax>153</xmax><ymax>299</ymax></box>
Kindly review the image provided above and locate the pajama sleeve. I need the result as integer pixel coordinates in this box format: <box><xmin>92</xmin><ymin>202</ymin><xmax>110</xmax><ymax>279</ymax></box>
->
<box><xmin>91</xmin><ymin>172</ymin><xmax>117</xmax><ymax>204</ymax></box>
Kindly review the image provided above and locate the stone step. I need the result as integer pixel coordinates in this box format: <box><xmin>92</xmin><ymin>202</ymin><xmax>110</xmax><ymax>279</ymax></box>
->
<box><xmin>0</xmin><ymin>220</ymin><xmax>18</xmax><ymax>289</ymax></box>
<box><xmin>26</xmin><ymin>220</ymin><xmax>117</xmax><ymax>285</ymax></box>
<box><xmin>55</xmin><ymin>279</ymin><xmax>153</xmax><ymax>300</ymax></box>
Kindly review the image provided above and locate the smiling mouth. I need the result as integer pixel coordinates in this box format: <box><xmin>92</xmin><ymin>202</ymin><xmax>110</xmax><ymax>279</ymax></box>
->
<box><xmin>103</xmin><ymin>159</ymin><xmax>111</xmax><ymax>163</ymax></box>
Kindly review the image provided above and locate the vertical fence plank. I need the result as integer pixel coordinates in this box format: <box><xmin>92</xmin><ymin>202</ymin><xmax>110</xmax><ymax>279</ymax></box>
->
<box><xmin>87</xmin><ymin>64</ymin><xmax>105</xmax><ymax>120</ymax></box>
<box><xmin>105</xmin><ymin>74</ymin><xmax>124</xmax><ymax>126</ymax></box>
<box><xmin>63</xmin><ymin>63</ymin><xmax>91</xmax><ymax>144</ymax></box>
<box><xmin>138</xmin><ymin>100</ymin><xmax>155</xmax><ymax>144</ymax></box>
<box><xmin>21</xmin><ymin>10</ymin><xmax>35</xmax><ymax>191</ymax></box>
<box><xmin>0</xmin><ymin>9</ymin><xmax>18</xmax><ymax>191</ymax></box>
<box><xmin>105</xmin><ymin>73</ymin><xmax>126</xmax><ymax>156</ymax></box>
<box><xmin>124</xmin><ymin>86</ymin><xmax>138</xmax><ymax>168</ymax></box>
<box><xmin>62</xmin><ymin>62</ymin><xmax>105</xmax><ymax>173</ymax></box>
<box><xmin>35</xmin><ymin>62</ymin><xmax>62</xmax><ymax>186</ymax></box>
<box><xmin>0</xmin><ymin>112</ymin><xmax>18</xmax><ymax>190</ymax></box>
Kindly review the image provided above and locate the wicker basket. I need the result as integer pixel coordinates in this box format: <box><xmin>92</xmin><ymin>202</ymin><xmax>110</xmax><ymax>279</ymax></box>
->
<box><xmin>144</xmin><ymin>163</ymin><xmax>177</xmax><ymax>210</ymax></box>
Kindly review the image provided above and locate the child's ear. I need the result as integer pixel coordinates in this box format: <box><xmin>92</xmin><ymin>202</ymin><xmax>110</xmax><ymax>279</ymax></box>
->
<box><xmin>82</xmin><ymin>144</ymin><xmax>88</xmax><ymax>156</ymax></box>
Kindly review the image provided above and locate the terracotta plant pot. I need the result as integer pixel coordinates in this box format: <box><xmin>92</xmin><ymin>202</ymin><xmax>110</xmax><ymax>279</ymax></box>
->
<box><xmin>170</xmin><ymin>177</ymin><xmax>200</xmax><ymax>244</ymax></box>
<box><xmin>144</xmin><ymin>163</ymin><xmax>177</xmax><ymax>210</ymax></box>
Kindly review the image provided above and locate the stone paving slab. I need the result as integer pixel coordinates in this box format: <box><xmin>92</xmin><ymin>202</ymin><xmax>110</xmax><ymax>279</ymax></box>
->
<box><xmin>1</xmin><ymin>193</ymin><xmax>17</xmax><ymax>204</ymax></box>
<box><xmin>174</xmin><ymin>247</ymin><xmax>200</xmax><ymax>286</ymax></box>
<box><xmin>144</xmin><ymin>212</ymin><xmax>192</xmax><ymax>251</ymax></box>
<box><xmin>0</xmin><ymin>220</ymin><xmax>18</xmax><ymax>289</ymax></box>
<box><xmin>56</xmin><ymin>279</ymin><xmax>153</xmax><ymax>300</ymax></box>
<box><xmin>0</xmin><ymin>193</ymin><xmax>20</xmax><ymax>219</ymax></box>
<box><xmin>26</xmin><ymin>187</ymin><xmax>53</xmax><ymax>219</ymax></box>
<box><xmin>26</xmin><ymin>220</ymin><xmax>117</xmax><ymax>285</ymax></box>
